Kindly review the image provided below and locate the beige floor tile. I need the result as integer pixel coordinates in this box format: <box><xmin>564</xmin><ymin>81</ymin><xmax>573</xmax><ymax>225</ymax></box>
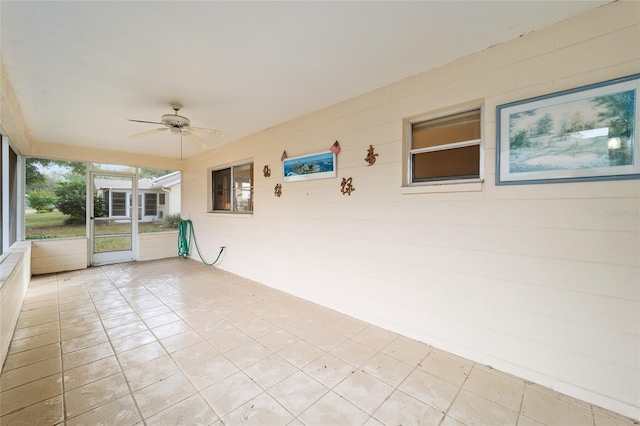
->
<box><xmin>143</xmin><ymin>311</ymin><xmax>181</xmax><ymax>328</ymax></box>
<box><xmin>151</xmin><ymin>320</ymin><xmax>194</xmax><ymax>339</ymax></box>
<box><xmin>304</xmin><ymin>328</ymin><xmax>348</xmax><ymax>351</ymax></box>
<box><xmin>238</xmin><ymin>318</ymin><xmax>281</xmax><ymax>339</ymax></box>
<box><xmin>110</xmin><ymin>330</ymin><xmax>157</xmax><ymax>353</ymax></box>
<box><xmin>593</xmin><ymin>406</ymin><xmax>638</xmax><ymax>426</ymax></box>
<box><xmin>62</xmin><ymin>330</ymin><xmax>109</xmax><ymax>354</ymax></box>
<box><xmin>302</xmin><ymin>352</ymin><xmax>355</xmax><ymax>388</ymax></box>
<box><xmin>117</xmin><ymin>341</ymin><xmax>168</xmax><ymax>370</ymax></box>
<box><xmin>60</xmin><ymin>320</ymin><xmax>104</xmax><ymax>340</ymax></box>
<box><xmin>17</xmin><ymin>304</ymin><xmax>58</xmax><ymax>320</ymax></box>
<box><xmin>382</xmin><ymin>335</ymin><xmax>431</xmax><ymax>367</ymax></box>
<box><xmin>63</xmin><ymin>355</ymin><xmax>121</xmax><ymax>391</ymax></box>
<box><xmin>364</xmin><ymin>417</ymin><xmax>386</xmax><ymax>426</ymax></box>
<box><xmin>122</xmin><ymin>354</ymin><xmax>181</xmax><ymax>391</ymax></box>
<box><xmin>257</xmin><ymin>328</ymin><xmax>298</xmax><ymax>352</ymax></box>
<box><xmin>521</xmin><ymin>384</ymin><xmax>594</xmax><ymax>426</ymax></box>
<box><xmin>277</xmin><ymin>340</ymin><xmax>324</xmax><ymax>369</ymax></box>
<box><xmin>2</xmin><ymin>342</ymin><xmax>61</xmax><ymax>372</ymax></box>
<box><xmin>440</xmin><ymin>415</ymin><xmax>467</xmax><ymax>426</ymax></box>
<box><xmin>58</xmin><ymin>305</ymin><xmax>98</xmax><ymax>320</ymax></box>
<box><xmin>99</xmin><ymin>309</ymin><xmax>138</xmax><ymax>324</ymax></box>
<box><xmin>65</xmin><ymin>373</ymin><xmax>130</xmax><ymax>418</ymax></box>
<box><xmin>0</xmin><ymin>373</ymin><xmax>62</xmax><ymax>416</ymax></box>
<box><xmin>66</xmin><ymin>395</ymin><xmax>141</xmax><ymax>426</ymax></box>
<box><xmin>448</xmin><ymin>389</ymin><xmax>519</xmax><ymax>425</ymax></box>
<box><xmin>181</xmin><ymin>354</ymin><xmax>240</xmax><ymax>390</ymax></box>
<box><xmin>11</xmin><ymin>320</ymin><xmax>59</xmax><ymax>340</ymax></box>
<box><xmin>326</xmin><ymin>316</ymin><xmax>369</xmax><ymax>338</ymax></box>
<box><xmin>373</xmin><ymin>389</ymin><xmax>445</xmax><ymax>426</ymax></box>
<box><xmin>298</xmin><ymin>390</ymin><xmax>369</xmax><ymax>426</ymax></box>
<box><xmin>223</xmin><ymin>392</ymin><xmax>294</xmax><ymax>425</ymax></box>
<box><xmin>200</xmin><ymin>371</ymin><xmax>263</xmax><ymax>418</ymax></box>
<box><xmin>16</xmin><ymin>312</ymin><xmax>59</xmax><ymax>329</ymax></box>
<box><xmin>171</xmin><ymin>340</ymin><xmax>219</xmax><ymax>368</ymax></box>
<box><xmin>8</xmin><ymin>330</ymin><xmax>60</xmax><ymax>355</ymax></box>
<box><xmin>145</xmin><ymin>394</ymin><xmax>218</xmax><ymax>425</ymax></box>
<box><xmin>105</xmin><ymin>320</ymin><xmax>150</xmax><ymax>340</ymax></box>
<box><xmin>333</xmin><ymin>370</ymin><xmax>395</xmax><ymax>414</ymax></box>
<box><xmin>361</xmin><ymin>352</ymin><xmax>414</xmax><ymax>387</ymax></box>
<box><xmin>132</xmin><ymin>371</ymin><xmax>197</xmax><ymax>419</ymax></box>
<box><xmin>399</xmin><ymin>368</ymin><xmax>459</xmax><ymax>412</ymax></box>
<box><xmin>0</xmin><ymin>395</ymin><xmax>63</xmax><ymax>425</ymax></box>
<box><xmin>463</xmin><ymin>366</ymin><xmax>525</xmax><ymax>412</ymax></box>
<box><xmin>283</xmin><ymin>318</ymin><xmax>325</xmax><ymax>338</ymax></box>
<box><xmin>244</xmin><ymin>353</ymin><xmax>298</xmax><ymax>389</ymax></box>
<box><xmin>418</xmin><ymin>349</ymin><xmax>473</xmax><ymax>386</ymax></box>
<box><xmin>329</xmin><ymin>338</ymin><xmax>377</xmax><ymax>368</ymax></box>
<box><xmin>0</xmin><ymin>357</ymin><xmax>61</xmax><ymax>391</ymax></box>
<box><xmin>160</xmin><ymin>329</ymin><xmax>205</xmax><ymax>353</ymax></box>
<box><xmin>267</xmin><ymin>370</ymin><xmax>329</xmax><ymax>416</ymax></box>
<box><xmin>208</xmin><ymin>328</ymin><xmax>251</xmax><ymax>353</ymax></box>
<box><xmin>351</xmin><ymin>325</ymin><xmax>398</xmax><ymax>351</ymax></box>
<box><xmin>517</xmin><ymin>414</ymin><xmax>548</xmax><ymax>426</ymax></box>
<box><xmin>225</xmin><ymin>340</ymin><xmax>273</xmax><ymax>369</ymax></box>
<box><xmin>1</xmin><ymin>259</ymin><xmax>636</xmax><ymax>426</ymax></box>
<box><xmin>62</xmin><ymin>342</ymin><xmax>114</xmax><ymax>370</ymax></box>
<box><xmin>136</xmin><ymin>304</ymin><xmax>172</xmax><ymax>319</ymax></box>
<box><xmin>60</xmin><ymin>312</ymin><xmax>101</xmax><ymax>329</ymax></box>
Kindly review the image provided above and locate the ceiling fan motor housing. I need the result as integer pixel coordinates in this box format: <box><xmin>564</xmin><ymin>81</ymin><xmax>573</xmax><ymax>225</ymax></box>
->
<box><xmin>161</xmin><ymin>113</ymin><xmax>191</xmax><ymax>133</ymax></box>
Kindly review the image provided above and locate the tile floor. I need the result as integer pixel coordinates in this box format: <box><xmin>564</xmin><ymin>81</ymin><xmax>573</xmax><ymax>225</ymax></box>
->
<box><xmin>0</xmin><ymin>258</ymin><xmax>636</xmax><ymax>425</ymax></box>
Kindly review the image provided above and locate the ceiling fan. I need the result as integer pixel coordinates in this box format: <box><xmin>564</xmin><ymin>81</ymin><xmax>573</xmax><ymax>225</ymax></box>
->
<box><xmin>128</xmin><ymin>103</ymin><xmax>224</xmax><ymax>155</ymax></box>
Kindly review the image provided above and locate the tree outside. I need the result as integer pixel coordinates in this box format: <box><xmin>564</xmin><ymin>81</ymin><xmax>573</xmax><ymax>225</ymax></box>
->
<box><xmin>25</xmin><ymin>159</ymin><xmax>173</xmax><ymax>240</ymax></box>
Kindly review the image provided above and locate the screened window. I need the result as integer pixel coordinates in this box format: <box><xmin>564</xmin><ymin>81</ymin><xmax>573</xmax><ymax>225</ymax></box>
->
<box><xmin>2</xmin><ymin>140</ymin><xmax>19</xmax><ymax>252</ymax></box>
<box><xmin>144</xmin><ymin>193</ymin><xmax>157</xmax><ymax>216</ymax></box>
<box><xmin>159</xmin><ymin>193</ymin><xmax>165</xmax><ymax>205</ymax></box>
<box><xmin>211</xmin><ymin>162</ymin><xmax>253</xmax><ymax>213</ymax></box>
<box><xmin>406</xmin><ymin>107</ymin><xmax>483</xmax><ymax>184</ymax></box>
<box><xmin>111</xmin><ymin>192</ymin><xmax>127</xmax><ymax>216</ymax></box>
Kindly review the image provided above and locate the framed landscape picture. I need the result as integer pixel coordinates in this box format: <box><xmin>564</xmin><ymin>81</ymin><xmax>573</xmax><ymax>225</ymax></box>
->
<box><xmin>283</xmin><ymin>151</ymin><xmax>336</xmax><ymax>182</ymax></box>
<box><xmin>496</xmin><ymin>74</ymin><xmax>640</xmax><ymax>185</ymax></box>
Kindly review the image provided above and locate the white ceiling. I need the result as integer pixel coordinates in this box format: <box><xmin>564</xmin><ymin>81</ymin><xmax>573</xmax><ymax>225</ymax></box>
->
<box><xmin>1</xmin><ymin>1</ymin><xmax>609</xmax><ymax>160</ymax></box>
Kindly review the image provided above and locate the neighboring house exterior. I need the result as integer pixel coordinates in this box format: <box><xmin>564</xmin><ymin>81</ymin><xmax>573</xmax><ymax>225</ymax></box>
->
<box><xmin>94</xmin><ymin>171</ymin><xmax>180</xmax><ymax>222</ymax></box>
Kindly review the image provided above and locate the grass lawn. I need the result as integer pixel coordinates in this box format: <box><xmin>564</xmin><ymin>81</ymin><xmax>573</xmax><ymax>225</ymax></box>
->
<box><xmin>26</xmin><ymin>210</ymin><xmax>170</xmax><ymax>240</ymax></box>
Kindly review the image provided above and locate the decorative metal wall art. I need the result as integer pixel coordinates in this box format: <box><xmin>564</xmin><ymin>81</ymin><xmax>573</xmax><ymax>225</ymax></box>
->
<box><xmin>274</xmin><ymin>183</ymin><xmax>282</xmax><ymax>197</ymax></box>
<box><xmin>364</xmin><ymin>145</ymin><xmax>378</xmax><ymax>166</ymax></box>
<box><xmin>340</xmin><ymin>177</ymin><xmax>355</xmax><ymax>196</ymax></box>
<box><xmin>263</xmin><ymin>165</ymin><xmax>271</xmax><ymax>178</ymax></box>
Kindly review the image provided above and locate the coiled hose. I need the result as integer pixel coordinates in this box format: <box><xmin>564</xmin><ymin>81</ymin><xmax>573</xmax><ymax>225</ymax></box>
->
<box><xmin>177</xmin><ymin>219</ymin><xmax>224</xmax><ymax>266</ymax></box>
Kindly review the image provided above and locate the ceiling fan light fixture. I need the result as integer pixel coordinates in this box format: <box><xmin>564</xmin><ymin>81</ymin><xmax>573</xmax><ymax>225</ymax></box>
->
<box><xmin>160</xmin><ymin>113</ymin><xmax>190</xmax><ymax>129</ymax></box>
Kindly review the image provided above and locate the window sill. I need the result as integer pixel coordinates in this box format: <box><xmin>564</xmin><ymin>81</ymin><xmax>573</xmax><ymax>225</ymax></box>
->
<box><xmin>401</xmin><ymin>181</ymin><xmax>483</xmax><ymax>194</ymax></box>
<box><xmin>207</xmin><ymin>211</ymin><xmax>253</xmax><ymax>217</ymax></box>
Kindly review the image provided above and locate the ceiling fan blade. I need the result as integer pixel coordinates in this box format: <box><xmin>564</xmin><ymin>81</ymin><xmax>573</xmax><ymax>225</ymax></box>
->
<box><xmin>190</xmin><ymin>126</ymin><xmax>224</xmax><ymax>137</ymax></box>
<box><xmin>184</xmin><ymin>132</ymin><xmax>209</xmax><ymax>150</ymax></box>
<box><xmin>127</xmin><ymin>119</ymin><xmax>164</xmax><ymax>125</ymax></box>
<box><xmin>129</xmin><ymin>127</ymin><xmax>168</xmax><ymax>139</ymax></box>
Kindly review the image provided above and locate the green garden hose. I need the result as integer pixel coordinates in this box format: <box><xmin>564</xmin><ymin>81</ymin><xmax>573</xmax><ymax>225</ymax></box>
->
<box><xmin>177</xmin><ymin>219</ymin><xmax>224</xmax><ymax>266</ymax></box>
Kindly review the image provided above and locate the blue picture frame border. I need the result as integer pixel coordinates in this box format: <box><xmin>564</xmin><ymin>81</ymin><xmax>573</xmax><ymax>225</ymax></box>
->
<box><xmin>283</xmin><ymin>150</ymin><xmax>337</xmax><ymax>183</ymax></box>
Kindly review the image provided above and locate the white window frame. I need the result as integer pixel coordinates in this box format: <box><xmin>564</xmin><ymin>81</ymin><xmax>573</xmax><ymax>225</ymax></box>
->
<box><xmin>208</xmin><ymin>161</ymin><xmax>254</xmax><ymax>214</ymax></box>
<box><xmin>403</xmin><ymin>103</ymin><xmax>484</xmax><ymax>187</ymax></box>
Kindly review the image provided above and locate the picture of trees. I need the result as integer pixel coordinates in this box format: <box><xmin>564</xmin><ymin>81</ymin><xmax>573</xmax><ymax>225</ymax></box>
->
<box><xmin>508</xmin><ymin>89</ymin><xmax>635</xmax><ymax>173</ymax></box>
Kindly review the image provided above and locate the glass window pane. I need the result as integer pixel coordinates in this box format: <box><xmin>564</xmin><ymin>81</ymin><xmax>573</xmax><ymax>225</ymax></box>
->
<box><xmin>412</xmin><ymin>109</ymin><xmax>481</xmax><ymax>149</ymax></box>
<box><xmin>412</xmin><ymin>145</ymin><xmax>480</xmax><ymax>181</ymax></box>
<box><xmin>213</xmin><ymin>168</ymin><xmax>231</xmax><ymax>210</ymax></box>
<box><xmin>233</xmin><ymin>163</ymin><xmax>253</xmax><ymax>212</ymax></box>
<box><xmin>91</xmin><ymin>163</ymin><xmax>136</xmax><ymax>173</ymax></box>
<box><xmin>25</xmin><ymin>158</ymin><xmax>87</xmax><ymax>239</ymax></box>
<box><xmin>144</xmin><ymin>193</ymin><xmax>157</xmax><ymax>216</ymax></box>
<box><xmin>111</xmin><ymin>192</ymin><xmax>127</xmax><ymax>216</ymax></box>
